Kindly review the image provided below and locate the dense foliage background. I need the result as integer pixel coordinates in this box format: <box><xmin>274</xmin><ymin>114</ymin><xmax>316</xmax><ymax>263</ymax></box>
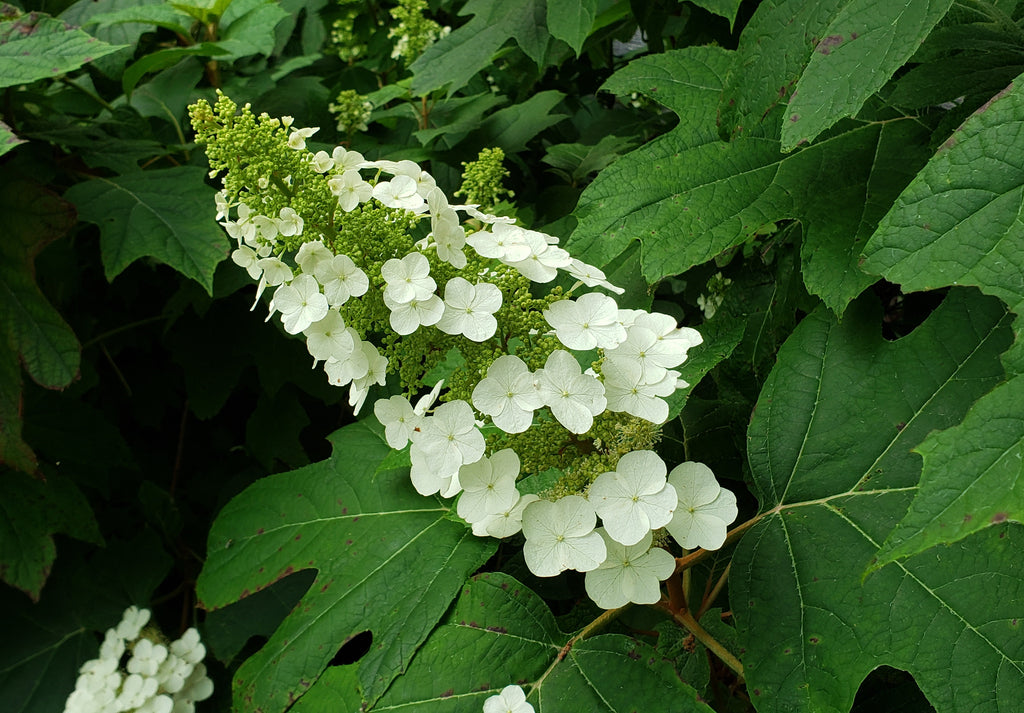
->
<box><xmin>1</xmin><ymin>0</ymin><xmax>1022</xmax><ymax>712</ymax></box>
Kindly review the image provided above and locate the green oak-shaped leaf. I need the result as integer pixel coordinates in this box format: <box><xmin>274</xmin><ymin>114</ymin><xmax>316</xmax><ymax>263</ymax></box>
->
<box><xmin>0</xmin><ymin>471</ymin><xmax>102</xmax><ymax>600</ymax></box>
<box><xmin>781</xmin><ymin>0</ymin><xmax>952</xmax><ymax>151</ymax></box>
<box><xmin>0</xmin><ymin>179</ymin><xmax>80</xmax><ymax>472</ymax></box>
<box><xmin>410</xmin><ymin>0</ymin><xmax>549</xmax><ymax>96</ymax></box>
<box><xmin>294</xmin><ymin>573</ymin><xmax>712</xmax><ymax>713</ymax></box>
<box><xmin>862</xmin><ymin>72</ymin><xmax>1024</xmax><ymax>372</ymax></box>
<box><xmin>569</xmin><ymin>47</ymin><xmax>929</xmax><ymax>313</ymax></box>
<box><xmin>733</xmin><ymin>288</ymin><xmax>1022</xmax><ymax>713</ymax></box>
<box><xmin>720</xmin><ymin>0</ymin><xmax>950</xmax><ymax>144</ymax></box>
<box><xmin>546</xmin><ymin>0</ymin><xmax>596</xmax><ymax>55</ymax></box>
<box><xmin>197</xmin><ymin>421</ymin><xmax>496</xmax><ymax>713</ymax></box>
<box><xmin>65</xmin><ymin>166</ymin><xmax>228</xmax><ymax>295</ymax></box>
<box><xmin>0</xmin><ymin>12</ymin><xmax>124</xmax><ymax>89</ymax></box>
<box><xmin>871</xmin><ymin>373</ymin><xmax>1024</xmax><ymax>569</ymax></box>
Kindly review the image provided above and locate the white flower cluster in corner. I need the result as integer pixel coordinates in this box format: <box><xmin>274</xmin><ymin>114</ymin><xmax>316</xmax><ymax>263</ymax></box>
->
<box><xmin>63</xmin><ymin>606</ymin><xmax>213</xmax><ymax>713</ymax></box>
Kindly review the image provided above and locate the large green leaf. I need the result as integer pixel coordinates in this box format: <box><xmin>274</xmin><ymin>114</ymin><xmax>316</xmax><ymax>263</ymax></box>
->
<box><xmin>780</xmin><ymin>0</ymin><xmax>952</xmax><ymax>151</ymax></box>
<box><xmin>0</xmin><ymin>12</ymin><xmax>124</xmax><ymax>89</ymax></box>
<box><xmin>0</xmin><ymin>472</ymin><xmax>102</xmax><ymax>600</ymax></box>
<box><xmin>0</xmin><ymin>179</ymin><xmax>80</xmax><ymax>472</ymax></box>
<box><xmin>477</xmin><ymin>90</ymin><xmax>567</xmax><ymax>153</ymax></box>
<box><xmin>871</xmin><ymin>373</ymin><xmax>1024</xmax><ymax>569</ymax></box>
<box><xmin>64</xmin><ymin>166</ymin><xmax>228</xmax><ymax>295</ymax></box>
<box><xmin>197</xmin><ymin>421</ymin><xmax>496</xmax><ymax>713</ymax></box>
<box><xmin>546</xmin><ymin>0</ymin><xmax>597</xmax><ymax>55</ymax></box>
<box><xmin>862</xmin><ymin>72</ymin><xmax>1024</xmax><ymax>371</ymax></box>
<box><xmin>733</xmin><ymin>288</ymin><xmax>1021</xmax><ymax>713</ymax></box>
<box><xmin>294</xmin><ymin>572</ymin><xmax>713</xmax><ymax>713</ymax></box>
<box><xmin>569</xmin><ymin>47</ymin><xmax>929</xmax><ymax>312</ymax></box>
<box><xmin>409</xmin><ymin>0</ymin><xmax>549</xmax><ymax>96</ymax></box>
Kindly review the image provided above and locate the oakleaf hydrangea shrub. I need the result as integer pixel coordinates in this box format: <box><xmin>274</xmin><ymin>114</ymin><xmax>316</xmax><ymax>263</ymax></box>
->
<box><xmin>189</xmin><ymin>92</ymin><xmax>738</xmax><ymax>612</ymax></box>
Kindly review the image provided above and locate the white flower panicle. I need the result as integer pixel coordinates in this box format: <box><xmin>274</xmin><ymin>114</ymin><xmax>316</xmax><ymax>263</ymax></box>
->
<box><xmin>63</xmin><ymin>606</ymin><xmax>213</xmax><ymax>713</ymax></box>
<box><xmin>207</xmin><ymin>115</ymin><xmax>738</xmax><ymax>610</ymax></box>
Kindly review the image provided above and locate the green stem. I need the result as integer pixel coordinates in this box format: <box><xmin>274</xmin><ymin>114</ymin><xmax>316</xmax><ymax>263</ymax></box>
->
<box><xmin>672</xmin><ymin>608</ymin><xmax>744</xmax><ymax>679</ymax></box>
<box><xmin>59</xmin><ymin>76</ymin><xmax>115</xmax><ymax>112</ymax></box>
<box><xmin>528</xmin><ymin>606</ymin><xmax>625</xmax><ymax>697</ymax></box>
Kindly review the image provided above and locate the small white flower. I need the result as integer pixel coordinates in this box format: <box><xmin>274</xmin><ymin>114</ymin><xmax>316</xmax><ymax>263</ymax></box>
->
<box><xmin>584</xmin><ymin>529</ymin><xmax>676</xmax><ymax>609</ymax></box>
<box><xmin>459</xmin><ymin>205</ymin><xmax>517</xmax><ymax>225</ymax></box>
<box><xmin>348</xmin><ymin>342</ymin><xmax>388</xmax><ymax>415</ymax></box>
<box><xmin>472</xmin><ymin>492</ymin><xmax>539</xmax><ymax>539</ymax></box>
<box><xmin>294</xmin><ymin>240</ymin><xmax>333</xmax><ymax>275</ymax></box>
<box><xmin>328</xmin><ymin>170</ymin><xmax>373</xmax><ymax>212</ymax></box>
<box><xmin>436</xmin><ymin>277</ymin><xmax>502</xmax><ymax>342</ymax></box>
<box><xmin>534</xmin><ymin>350</ymin><xmax>606</xmax><ymax>434</ymax></box>
<box><xmin>413</xmin><ymin>380</ymin><xmax>444</xmax><ymax>415</ymax></box>
<box><xmin>431</xmin><ymin>204</ymin><xmax>468</xmax><ymax>269</ymax></box>
<box><xmin>410</xmin><ymin>399</ymin><xmax>485</xmax><ymax>477</ymax></box>
<box><xmin>602</xmin><ymin>358</ymin><xmax>677</xmax><ymax>424</ymax></box>
<box><xmin>522</xmin><ymin>495</ymin><xmax>606</xmax><ymax>577</ymax></box>
<box><xmin>310</xmin><ymin>150</ymin><xmax>334</xmax><ymax>172</ymax></box>
<box><xmin>115</xmin><ymin>606</ymin><xmax>151</xmax><ymax>641</ymax></box>
<box><xmin>314</xmin><ymin>254</ymin><xmax>369</xmax><ymax>307</ymax></box>
<box><xmin>276</xmin><ymin>206</ymin><xmax>304</xmax><ymax>237</ymax></box>
<box><xmin>170</xmin><ymin>628</ymin><xmax>205</xmax><ymax>666</ymax></box>
<box><xmin>456</xmin><ymin>449</ymin><xmax>521</xmax><ymax>524</ymax></box>
<box><xmin>323</xmin><ymin>330</ymin><xmax>370</xmax><ymax>387</ymax></box>
<box><xmin>126</xmin><ymin>638</ymin><xmax>167</xmax><ymax>677</ymax></box>
<box><xmin>588</xmin><ymin>450</ymin><xmax>677</xmax><ymax>546</ymax></box>
<box><xmin>466</xmin><ymin>222</ymin><xmax>531</xmax><ymax>262</ymax></box>
<box><xmin>665</xmin><ymin>462</ymin><xmax>738</xmax><ymax>550</ymax></box>
<box><xmin>374</xmin><ymin>395</ymin><xmax>421</xmax><ymax>449</ymax></box>
<box><xmin>565</xmin><ymin>258</ymin><xmax>625</xmax><ymax>294</ymax></box>
<box><xmin>503</xmin><ymin>230</ymin><xmax>571</xmax><ymax>283</ymax></box>
<box><xmin>471</xmin><ymin>355</ymin><xmax>543</xmax><ymax>434</ymax></box>
<box><xmin>381</xmin><ymin>252</ymin><xmax>436</xmax><ymax>304</ymax></box>
<box><xmin>543</xmin><ymin>292</ymin><xmax>626</xmax><ymax>351</ymax></box>
<box><xmin>332</xmin><ymin>146</ymin><xmax>369</xmax><ymax>171</ymax></box>
<box><xmin>271</xmin><ymin>274</ymin><xmax>329</xmax><ymax>335</ymax></box>
<box><xmin>384</xmin><ymin>291</ymin><xmax>445</xmax><ymax>335</ymax></box>
<box><xmin>483</xmin><ymin>684</ymin><xmax>535</xmax><ymax>713</ymax></box>
<box><xmin>303</xmin><ymin>311</ymin><xmax>354</xmax><ymax>367</ymax></box>
<box><xmin>252</xmin><ymin>257</ymin><xmax>293</xmax><ymax>309</ymax></box>
<box><xmin>373</xmin><ymin>174</ymin><xmax>425</xmax><ymax>212</ymax></box>
<box><xmin>287</xmin><ymin>126</ymin><xmax>318</xmax><ymax>150</ymax></box>
<box><xmin>231</xmin><ymin>246</ymin><xmax>262</xmax><ymax>280</ymax></box>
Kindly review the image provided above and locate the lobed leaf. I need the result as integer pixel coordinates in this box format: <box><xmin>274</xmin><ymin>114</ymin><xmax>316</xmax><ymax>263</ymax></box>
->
<box><xmin>0</xmin><ymin>12</ymin><xmax>124</xmax><ymax>90</ymax></box>
<box><xmin>733</xmin><ymin>288</ymin><xmax>1021</xmax><ymax>712</ymax></box>
<box><xmin>781</xmin><ymin>0</ymin><xmax>952</xmax><ymax>150</ymax></box>
<box><xmin>65</xmin><ymin>166</ymin><xmax>228</xmax><ymax>295</ymax></box>
<box><xmin>0</xmin><ymin>179</ymin><xmax>80</xmax><ymax>472</ymax></box>
<box><xmin>871</xmin><ymin>373</ymin><xmax>1024</xmax><ymax>569</ymax></box>
<box><xmin>409</xmin><ymin>0</ymin><xmax>549</xmax><ymax>96</ymax></box>
<box><xmin>297</xmin><ymin>572</ymin><xmax>712</xmax><ymax>712</ymax></box>
<box><xmin>546</xmin><ymin>0</ymin><xmax>597</xmax><ymax>56</ymax></box>
<box><xmin>197</xmin><ymin>421</ymin><xmax>496</xmax><ymax>713</ymax></box>
<box><xmin>571</xmin><ymin>47</ymin><xmax>929</xmax><ymax>312</ymax></box>
<box><xmin>862</xmin><ymin>72</ymin><xmax>1024</xmax><ymax>371</ymax></box>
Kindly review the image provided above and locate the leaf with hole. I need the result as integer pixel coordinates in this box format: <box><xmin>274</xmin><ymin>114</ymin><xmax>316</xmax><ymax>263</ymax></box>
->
<box><xmin>733</xmin><ymin>288</ymin><xmax>1022</xmax><ymax>713</ymax></box>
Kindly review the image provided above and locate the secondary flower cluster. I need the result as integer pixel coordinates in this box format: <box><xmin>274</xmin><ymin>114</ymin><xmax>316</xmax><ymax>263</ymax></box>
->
<box><xmin>63</xmin><ymin>606</ymin><xmax>213</xmax><ymax>713</ymax></box>
<box><xmin>191</xmin><ymin>94</ymin><xmax>739</xmax><ymax>611</ymax></box>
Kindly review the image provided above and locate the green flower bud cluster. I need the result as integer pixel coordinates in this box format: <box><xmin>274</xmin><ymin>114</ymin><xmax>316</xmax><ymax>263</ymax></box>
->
<box><xmin>329</xmin><ymin>0</ymin><xmax>368</xmax><ymax>63</ymax></box>
<box><xmin>454</xmin><ymin>148</ymin><xmax>513</xmax><ymax>209</ymax></box>
<box><xmin>388</xmin><ymin>0</ymin><xmax>445</xmax><ymax>62</ymax></box>
<box><xmin>190</xmin><ymin>93</ymin><xmax>335</xmax><ymax>254</ymax></box>
<box><xmin>329</xmin><ymin>89</ymin><xmax>373</xmax><ymax>136</ymax></box>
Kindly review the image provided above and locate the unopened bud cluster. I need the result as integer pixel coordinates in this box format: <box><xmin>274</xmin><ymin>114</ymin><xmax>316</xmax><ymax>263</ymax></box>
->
<box><xmin>189</xmin><ymin>93</ymin><xmax>739</xmax><ymax>611</ymax></box>
<box><xmin>63</xmin><ymin>606</ymin><xmax>213</xmax><ymax>713</ymax></box>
